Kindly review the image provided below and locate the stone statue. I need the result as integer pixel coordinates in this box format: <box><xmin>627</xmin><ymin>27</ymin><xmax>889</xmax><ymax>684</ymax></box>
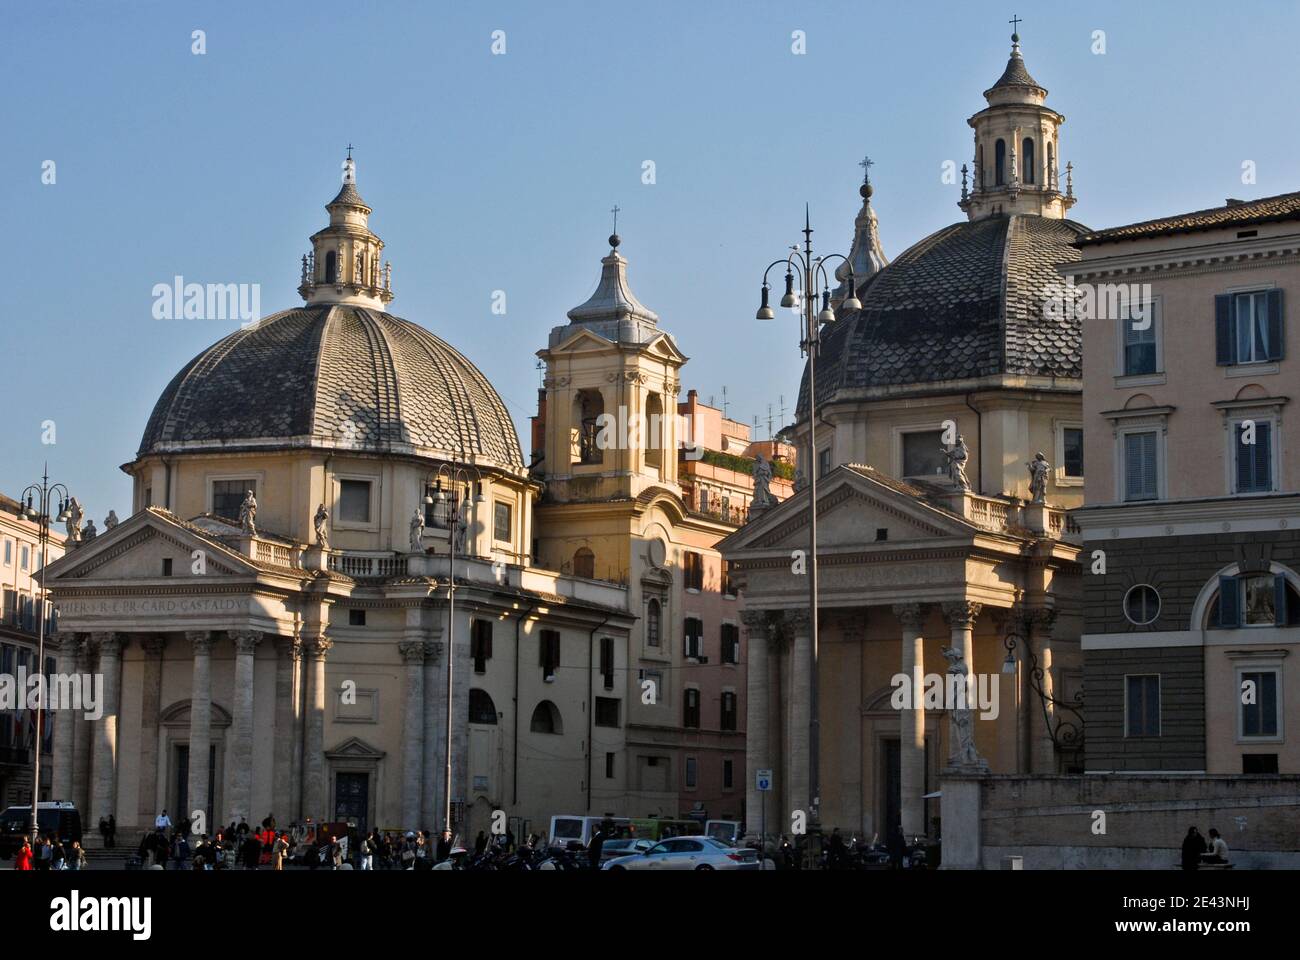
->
<box><xmin>239</xmin><ymin>490</ymin><xmax>257</xmax><ymax>536</ymax></box>
<box><xmin>942</xmin><ymin>436</ymin><xmax>970</xmax><ymax>490</ymax></box>
<box><xmin>82</xmin><ymin>519</ymin><xmax>98</xmax><ymax>541</ymax></box>
<box><xmin>65</xmin><ymin>498</ymin><xmax>83</xmax><ymax>542</ymax></box>
<box><xmin>751</xmin><ymin>454</ymin><xmax>774</xmax><ymax>508</ymax></box>
<box><xmin>409</xmin><ymin>508</ymin><xmax>425</xmax><ymax>553</ymax></box>
<box><xmin>313</xmin><ymin>504</ymin><xmax>329</xmax><ymax>548</ymax></box>
<box><xmin>1026</xmin><ymin>452</ymin><xmax>1050</xmax><ymax>504</ymax></box>
<box><xmin>104</xmin><ymin>510</ymin><xmax>119</xmax><ymax>530</ymax></box>
<box><xmin>941</xmin><ymin>646</ymin><xmax>984</xmax><ymax>768</ymax></box>
<box><xmin>793</xmin><ymin>468</ymin><xmax>808</xmax><ymax>493</ymax></box>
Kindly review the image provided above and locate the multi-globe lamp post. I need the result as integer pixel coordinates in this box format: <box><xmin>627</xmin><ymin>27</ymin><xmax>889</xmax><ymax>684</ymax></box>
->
<box><xmin>19</xmin><ymin>466</ymin><xmax>73</xmax><ymax>841</ymax></box>
<box><xmin>756</xmin><ymin>207</ymin><xmax>860</xmax><ymax>827</ymax></box>
<box><xmin>423</xmin><ymin>461</ymin><xmax>485</xmax><ymax>839</ymax></box>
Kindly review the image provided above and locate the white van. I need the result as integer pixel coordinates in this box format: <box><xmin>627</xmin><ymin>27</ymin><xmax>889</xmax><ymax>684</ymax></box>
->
<box><xmin>547</xmin><ymin>815</ymin><xmax>630</xmax><ymax>849</ymax></box>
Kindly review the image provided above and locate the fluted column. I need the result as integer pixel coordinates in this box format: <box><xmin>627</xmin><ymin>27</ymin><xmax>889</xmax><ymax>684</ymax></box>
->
<box><xmin>942</xmin><ymin>601</ymin><xmax>982</xmax><ymax>707</ymax></box>
<box><xmin>783</xmin><ymin>609</ymin><xmax>811</xmax><ymax>818</ymax></box>
<box><xmin>893</xmin><ymin>603</ymin><xmax>927</xmax><ymax>837</ymax></box>
<box><xmin>136</xmin><ymin>637</ymin><xmax>167</xmax><ymax>822</ymax></box>
<box><xmin>741</xmin><ymin>610</ymin><xmax>770</xmax><ymax>840</ymax></box>
<box><xmin>303</xmin><ymin>636</ymin><xmax>333</xmax><ymax>818</ymax></box>
<box><xmin>422</xmin><ymin>638</ymin><xmax>444</xmax><ymax>832</ymax></box>
<box><xmin>51</xmin><ymin>633</ymin><xmax>78</xmax><ymax>802</ymax></box>
<box><xmin>226</xmin><ymin>631</ymin><xmax>261</xmax><ymax>822</ymax></box>
<box><xmin>272</xmin><ymin>638</ymin><xmax>301</xmax><ymax>820</ymax></box>
<box><xmin>90</xmin><ymin>632</ymin><xmax>123</xmax><ymax>824</ymax></box>
<box><xmin>71</xmin><ymin>638</ymin><xmax>92</xmax><ymax>814</ymax></box>
<box><xmin>186</xmin><ymin>631</ymin><xmax>214</xmax><ymax>826</ymax></box>
<box><xmin>1027</xmin><ymin>609</ymin><xmax>1057</xmax><ymax>773</ymax></box>
<box><xmin>399</xmin><ymin>640</ymin><xmax>427</xmax><ymax>830</ymax></box>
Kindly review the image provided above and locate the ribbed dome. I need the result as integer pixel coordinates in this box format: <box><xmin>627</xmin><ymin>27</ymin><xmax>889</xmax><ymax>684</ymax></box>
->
<box><xmin>139</xmin><ymin>304</ymin><xmax>524</xmax><ymax>470</ymax></box>
<box><xmin>800</xmin><ymin>214</ymin><xmax>1088</xmax><ymax>417</ymax></box>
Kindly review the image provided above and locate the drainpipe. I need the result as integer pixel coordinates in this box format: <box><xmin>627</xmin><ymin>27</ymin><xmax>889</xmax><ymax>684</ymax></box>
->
<box><xmin>964</xmin><ymin>393</ymin><xmax>983</xmax><ymax>495</ymax></box>
<box><xmin>512</xmin><ymin>601</ymin><xmax>537</xmax><ymax>806</ymax></box>
<box><xmin>587</xmin><ymin>614</ymin><xmax>612</xmax><ymax>813</ymax></box>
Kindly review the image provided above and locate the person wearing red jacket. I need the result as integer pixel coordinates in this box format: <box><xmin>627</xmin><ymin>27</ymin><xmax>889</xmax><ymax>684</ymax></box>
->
<box><xmin>14</xmin><ymin>836</ymin><xmax>34</xmax><ymax>870</ymax></box>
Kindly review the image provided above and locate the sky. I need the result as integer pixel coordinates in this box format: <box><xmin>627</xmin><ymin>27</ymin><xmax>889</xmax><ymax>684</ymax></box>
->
<box><xmin>4</xmin><ymin>0</ymin><xmax>1300</xmax><ymax>522</ymax></box>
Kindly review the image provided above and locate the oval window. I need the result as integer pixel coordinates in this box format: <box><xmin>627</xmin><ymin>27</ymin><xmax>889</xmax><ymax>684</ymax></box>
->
<box><xmin>1124</xmin><ymin>584</ymin><xmax>1161</xmax><ymax>626</ymax></box>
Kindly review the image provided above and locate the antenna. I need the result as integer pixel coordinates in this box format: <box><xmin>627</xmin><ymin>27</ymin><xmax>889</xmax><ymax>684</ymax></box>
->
<box><xmin>767</xmin><ymin>403</ymin><xmax>774</xmax><ymax>439</ymax></box>
<box><xmin>722</xmin><ymin>385</ymin><xmax>730</xmax><ymax>419</ymax></box>
<box><xmin>779</xmin><ymin>394</ymin><xmax>787</xmax><ymax>429</ymax></box>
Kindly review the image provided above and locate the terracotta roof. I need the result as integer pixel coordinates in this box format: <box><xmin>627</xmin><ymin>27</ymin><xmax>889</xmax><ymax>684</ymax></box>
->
<box><xmin>1075</xmin><ymin>191</ymin><xmax>1300</xmax><ymax>246</ymax></box>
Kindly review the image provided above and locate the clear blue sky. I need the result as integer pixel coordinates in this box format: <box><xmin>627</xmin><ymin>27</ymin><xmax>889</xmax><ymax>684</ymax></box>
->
<box><xmin>5</xmin><ymin>0</ymin><xmax>1299</xmax><ymax>522</ymax></box>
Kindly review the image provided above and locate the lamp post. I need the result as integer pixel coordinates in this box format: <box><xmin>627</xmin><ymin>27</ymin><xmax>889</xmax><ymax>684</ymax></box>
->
<box><xmin>755</xmin><ymin>207</ymin><xmax>860</xmax><ymax>823</ymax></box>
<box><xmin>19</xmin><ymin>466</ymin><xmax>72</xmax><ymax>841</ymax></box>
<box><xmin>423</xmin><ymin>461</ymin><xmax>485</xmax><ymax>839</ymax></box>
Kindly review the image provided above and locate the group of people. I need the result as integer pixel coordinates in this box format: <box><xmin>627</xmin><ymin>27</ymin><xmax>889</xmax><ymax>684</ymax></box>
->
<box><xmin>10</xmin><ymin>834</ymin><xmax>89</xmax><ymax>870</ymax></box>
<box><xmin>137</xmin><ymin>811</ymin><xmax>293</xmax><ymax>870</ymax></box>
<box><xmin>1181</xmin><ymin>826</ymin><xmax>1231</xmax><ymax>869</ymax></box>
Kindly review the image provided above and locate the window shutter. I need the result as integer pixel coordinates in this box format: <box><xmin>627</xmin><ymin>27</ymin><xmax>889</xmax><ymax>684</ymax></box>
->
<box><xmin>1215</xmin><ymin>294</ymin><xmax>1235</xmax><ymax>365</ymax></box>
<box><xmin>1266</xmin><ymin>289</ymin><xmax>1284</xmax><ymax>361</ymax></box>
<box><xmin>1218</xmin><ymin>576</ymin><xmax>1241</xmax><ymax>628</ymax></box>
<box><xmin>1275</xmin><ymin>573</ymin><xmax>1289</xmax><ymax>627</ymax></box>
<box><xmin>1255</xmin><ymin>422</ymin><xmax>1273</xmax><ymax>492</ymax></box>
<box><xmin>1235</xmin><ymin>424</ymin><xmax>1253</xmax><ymax>492</ymax></box>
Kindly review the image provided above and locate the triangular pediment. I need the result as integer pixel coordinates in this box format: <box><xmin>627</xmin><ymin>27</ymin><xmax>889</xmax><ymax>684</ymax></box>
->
<box><xmin>325</xmin><ymin>736</ymin><xmax>386</xmax><ymax>760</ymax></box>
<box><xmin>721</xmin><ymin>464</ymin><xmax>978</xmax><ymax>554</ymax></box>
<box><xmin>548</xmin><ymin>326</ymin><xmax>619</xmax><ymax>353</ymax></box>
<box><xmin>41</xmin><ymin>508</ymin><xmax>255</xmax><ymax>583</ymax></box>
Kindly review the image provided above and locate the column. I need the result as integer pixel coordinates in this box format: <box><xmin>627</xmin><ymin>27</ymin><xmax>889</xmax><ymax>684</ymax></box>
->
<box><xmin>51</xmin><ymin>633</ymin><xmax>78</xmax><ymax>802</ymax></box>
<box><xmin>226</xmin><ymin>631</ymin><xmax>261</xmax><ymax>822</ymax></box>
<box><xmin>783</xmin><ymin>609</ymin><xmax>811</xmax><ymax>818</ymax></box>
<box><xmin>186</xmin><ymin>631</ymin><xmax>214</xmax><ymax>827</ymax></box>
<box><xmin>741</xmin><ymin>610</ymin><xmax>770</xmax><ymax>841</ymax></box>
<box><xmin>302</xmin><ymin>636</ymin><xmax>333</xmax><ymax>818</ymax></box>
<box><xmin>893</xmin><ymin>603</ymin><xmax>927</xmax><ymax>837</ymax></box>
<box><xmin>90</xmin><ymin>632</ymin><xmax>123</xmax><ymax>825</ymax></box>
<box><xmin>422</xmin><ymin>638</ymin><xmax>443</xmax><ymax>832</ymax></box>
<box><xmin>941</xmin><ymin>601</ymin><xmax>982</xmax><ymax>707</ymax></box>
<box><xmin>1027</xmin><ymin>609</ymin><xmax>1058</xmax><ymax>773</ymax></box>
<box><xmin>71</xmin><ymin>638</ymin><xmax>92</xmax><ymax>814</ymax></box>
<box><xmin>399</xmin><ymin>640</ymin><xmax>427</xmax><ymax>830</ymax></box>
<box><xmin>272</xmin><ymin>638</ymin><xmax>301</xmax><ymax>820</ymax></box>
<box><xmin>136</xmin><ymin>637</ymin><xmax>167</xmax><ymax>822</ymax></box>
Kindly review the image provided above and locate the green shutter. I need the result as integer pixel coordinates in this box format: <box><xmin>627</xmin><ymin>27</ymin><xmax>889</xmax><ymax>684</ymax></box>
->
<box><xmin>1266</xmin><ymin>289</ymin><xmax>1284</xmax><ymax>361</ymax></box>
<box><xmin>1215</xmin><ymin>294</ymin><xmax>1235</xmax><ymax>365</ymax></box>
<box><xmin>1218</xmin><ymin>576</ymin><xmax>1241</xmax><ymax>628</ymax></box>
<box><xmin>1275</xmin><ymin>574</ymin><xmax>1289</xmax><ymax>627</ymax></box>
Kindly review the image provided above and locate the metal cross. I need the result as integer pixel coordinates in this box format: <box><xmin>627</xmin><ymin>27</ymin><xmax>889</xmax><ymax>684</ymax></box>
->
<box><xmin>347</xmin><ymin>143</ymin><xmax>353</xmax><ymax>160</ymax></box>
<box><xmin>1009</xmin><ymin>14</ymin><xmax>1021</xmax><ymax>34</ymax></box>
<box><xmin>611</xmin><ymin>204</ymin><xmax>620</xmax><ymax>235</ymax></box>
<box><xmin>858</xmin><ymin>156</ymin><xmax>873</xmax><ymax>185</ymax></box>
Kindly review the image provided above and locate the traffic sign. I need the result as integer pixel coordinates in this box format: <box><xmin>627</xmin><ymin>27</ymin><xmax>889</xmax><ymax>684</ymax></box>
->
<box><xmin>756</xmin><ymin>769</ymin><xmax>772</xmax><ymax>792</ymax></box>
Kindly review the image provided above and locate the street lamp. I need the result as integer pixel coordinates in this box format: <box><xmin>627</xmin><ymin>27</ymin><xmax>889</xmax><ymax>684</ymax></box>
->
<box><xmin>19</xmin><ymin>465</ymin><xmax>72</xmax><ymax>842</ymax></box>
<box><xmin>755</xmin><ymin>205</ymin><xmax>859</xmax><ymax>824</ymax></box>
<box><xmin>422</xmin><ymin>460</ymin><xmax>486</xmax><ymax>839</ymax></box>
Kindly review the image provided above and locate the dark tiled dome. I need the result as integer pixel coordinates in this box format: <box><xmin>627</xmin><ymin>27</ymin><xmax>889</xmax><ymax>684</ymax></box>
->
<box><xmin>139</xmin><ymin>304</ymin><xmax>524</xmax><ymax>469</ymax></box>
<box><xmin>799</xmin><ymin>214</ymin><xmax>1088</xmax><ymax>417</ymax></box>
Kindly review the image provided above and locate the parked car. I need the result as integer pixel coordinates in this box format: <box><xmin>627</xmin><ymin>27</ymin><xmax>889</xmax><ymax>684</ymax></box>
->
<box><xmin>599</xmin><ymin>838</ymin><xmax>655</xmax><ymax>861</ymax></box>
<box><xmin>603</xmin><ymin>836</ymin><xmax>760</xmax><ymax>871</ymax></box>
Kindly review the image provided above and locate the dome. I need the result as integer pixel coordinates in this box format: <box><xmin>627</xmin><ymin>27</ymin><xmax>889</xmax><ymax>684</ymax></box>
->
<box><xmin>800</xmin><ymin>214</ymin><xmax>1088</xmax><ymax>416</ymax></box>
<box><xmin>139</xmin><ymin>303</ymin><xmax>524</xmax><ymax>471</ymax></box>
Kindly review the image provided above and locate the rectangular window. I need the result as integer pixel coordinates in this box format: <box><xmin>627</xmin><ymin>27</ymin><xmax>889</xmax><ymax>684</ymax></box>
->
<box><xmin>338</xmin><ymin>479</ymin><xmax>372</xmax><ymax>523</ymax></box>
<box><xmin>605</xmin><ymin>752</ymin><xmax>616</xmax><ymax>779</ymax></box>
<box><xmin>1123</xmin><ymin>431</ymin><xmax>1158</xmax><ymax>501</ymax></box>
<box><xmin>684</xmin><ymin>617</ymin><xmax>703</xmax><ymax>660</ymax></box>
<box><xmin>594</xmin><ymin>696</ymin><xmax>620</xmax><ymax>728</ymax></box>
<box><xmin>683</xmin><ymin>551</ymin><xmax>703</xmax><ymax>591</ymax></box>
<box><xmin>723</xmin><ymin>758</ymin><xmax>734</xmax><ymax>789</ymax></box>
<box><xmin>1123</xmin><ymin>313</ymin><xmax>1157</xmax><ymax>375</ymax></box>
<box><xmin>1217</xmin><ymin>290</ymin><xmax>1285</xmax><ymax>365</ymax></box>
<box><xmin>1243</xmin><ymin>753</ymin><xmax>1279</xmax><ymax>774</ymax></box>
<box><xmin>162</xmin><ymin>558</ymin><xmax>173</xmax><ymax>577</ymax></box>
<box><xmin>348</xmin><ymin>609</ymin><xmax>366</xmax><ymax>627</ymax></box>
<box><xmin>1</xmin><ymin>588</ymin><xmax>13</xmax><ymax>624</ymax></box>
<box><xmin>20</xmin><ymin>546</ymin><xmax>29</xmax><ymax>571</ymax></box>
<box><xmin>722</xmin><ymin>561</ymin><xmax>736</xmax><ymax>598</ymax></box>
<box><xmin>1241</xmin><ymin>670</ymin><xmax>1279</xmax><ymax>737</ymax></box>
<box><xmin>539</xmin><ymin>629</ymin><xmax>561</xmax><ymax>678</ymax></box>
<box><xmin>817</xmin><ymin>446</ymin><xmax>832</xmax><ymax>479</ymax></box>
<box><xmin>683</xmin><ymin>688</ymin><xmax>700</xmax><ymax>728</ymax></box>
<box><xmin>1063</xmin><ymin>427</ymin><xmax>1084</xmax><ymax>479</ymax></box>
<box><xmin>2</xmin><ymin>540</ymin><xmax>10</xmax><ymax>565</ymax></box>
<box><xmin>685</xmin><ymin>756</ymin><xmax>698</xmax><ymax>789</ymax></box>
<box><xmin>471</xmin><ymin>619</ymin><xmax>493</xmax><ymax>673</ymax></box>
<box><xmin>902</xmin><ymin>430</ymin><xmax>946</xmax><ymax>479</ymax></box>
<box><xmin>1234</xmin><ymin>421</ymin><xmax>1273</xmax><ymax>493</ymax></box>
<box><xmin>1125</xmin><ymin>674</ymin><xmax>1161</xmax><ymax>737</ymax></box>
<box><xmin>494</xmin><ymin>501</ymin><xmax>512</xmax><ymax>543</ymax></box>
<box><xmin>600</xmin><ymin>636</ymin><xmax>614</xmax><ymax>690</ymax></box>
<box><xmin>212</xmin><ymin>479</ymin><xmax>255</xmax><ymax>521</ymax></box>
<box><xmin>720</xmin><ymin>623</ymin><xmax>740</xmax><ymax>664</ymax></box>
<box><xmin>720</xmin><ymin>691</ymin><xmax>737</xmax><ymax>731</ymax></box>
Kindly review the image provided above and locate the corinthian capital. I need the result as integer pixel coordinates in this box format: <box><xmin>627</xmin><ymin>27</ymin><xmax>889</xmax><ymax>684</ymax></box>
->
<box><xmin>92</xmin><ymin>632</ymin><xmax>123</xmax><ymax>658</ymax></box>
<box><xmin>187</xmin><ymin>630</ymin><xmax>214</xmax><ymax>655</ymax></box>
<box><xmin>892</xmin><ymin>603</ymin><xmax>928</xmax><ymax>630</ymax></box>
<box><xmin>1025</xmin><ymin>607</ymin><xmax>1058</xmax><ymax>635</ymax></box>
<box><xmin>941</xmin><ymin>601</ymin><xmax>983</xmax><ymax>627</ymax></box>
<box><xmin>305</xmin><ymin>636</ymin><xmax>334</xmax><ymax>660</ymax></box>
<box><xmin>399</xmin><ymin>640</ymin><xmax>427</xmax><ymax>664</ymax></box>
<box><xmin>783</xmin><ymin>609</ymin><xmax>812</xmax><ymax>633</ymax></box>
<box><xmin>232</xmin><ymin>630</ymin><xmax>263</xmax><ymax>654</ymax></box>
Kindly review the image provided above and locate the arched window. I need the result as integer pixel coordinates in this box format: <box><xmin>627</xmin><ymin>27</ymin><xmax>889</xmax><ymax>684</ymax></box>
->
<box><xmin>469</xmin><ymin>688</ymin><xmax>498</xmax><ymax>725</ymax></box>
<box><xmin>573</xmin><ymin>389</ymin><xmax>605</xmax><ymax>465</ymax></box>
<box><xmin>976</xmin><ymin>144</ymin><xmax>984</xmax><ymax>189</ymax></box>
<box><xmin>645</xmin><ymin>393</ymin><xmax>664</xmax><ymax>472</ymax></box>
<box><xmin>1207</xmin><ymin>570</ymin><xmax>1300</xmax><ymax>628</ymax></box>
<box><xmin>324</xmin><ymin>250</ymin><xmax>338</xmax><ymax>283</ymax></box>
<box><xmin>573</xmin><ymin>547</ymin><xmax>595</xmax><ymax>580</ymax></box>
<box><xmin>1047</xmin><ymin>142</ymin><xmax>1055</xmax><ymax>188</ymax></box>
<box><xmin>1022</xmin><ymin>138</ymin><xmax>1035</xmax><ymax>185</ymax></box>
<box><xmin>530</xmin><ymin>700</ymin><xmax>562</xmax><ymax>735</ymax></box>
<box><xmin>647</xmin><ymin>598</ymin><xmax>661</xmax><ymax>647</ymax></box>
<box><xmin>994</xmin><ymin>139</ymin><xmax>1006</xmax><ymax>186</ymax></box>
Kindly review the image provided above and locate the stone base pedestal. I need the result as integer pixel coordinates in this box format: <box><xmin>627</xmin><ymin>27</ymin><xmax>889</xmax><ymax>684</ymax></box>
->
<box><xmin>303</xmin><ymin>545</ymin><xmax>329</xmax><ymax>572</ymax></box>
<box><xmin>939</xmin><ymin>771</ymin><xmax>985</xmax><ymax>870</ymax></box>
<box><xmin>406</xmin><ymin>553</ymin><xmax>436</xmax><ymax>577</ymax></box>
<box><xmin>1022</xmin><ymin>502</ymin><xmax>1048</xmax><ymax>535</ymax></box>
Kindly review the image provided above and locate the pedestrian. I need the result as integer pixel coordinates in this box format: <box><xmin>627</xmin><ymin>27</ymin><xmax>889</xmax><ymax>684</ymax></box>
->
<box><xmin>587</xmin><ymin>826</ymin><xmax>605</xmax><ymax>870</ymax></box>
<box><xmin>69</xmin><ymin>841</ymin><xmax>86</xmax><ymax>871</ymax></box>
<box><xmin>155</xmin><ymin>809</ymin><xmax>173</xmax><ymax>832</ymax></box>
<box><xmin>14</xmin><ymin>836</ymin><xmax>33</xmax><ymax>870</ymax></box>
<box><xmin>172</xmin><ymin>832</ymin><xmax>191</xmax><ymax>871</ymax></box>
<box><xmin>51</xmin><ymin>834</ymin><xmax>66</xmax><ymax>871</ymax></box>
<box><xmin>436</xmin><ymin>830</ymin><xmax>452</xmax><ymax>863</ymax></box>
<box><xmin>36</xmin><ymin>836</ymin><xmax>53</xmax><ymax>871</ymax></box>
<box><xmin>474</xmin><ymin>830</ymin><xmax>488</xmax><ymax>856</ymax></box>
<box><xmin>1202</xmin><ymin>828</ymin><xmax>1230</xmax><ymax>865</ymax></box>
<box><xmin>98</xmin><ymin>816</ymin><xmax>108</xmax><ymax>849</ymax></box>
<box><xmin>887</xmin><ymin>824</ymin><xmax>906</xmax><ymax>871</ymax></box>
<box><xmin>243</xmin><ymin>830</ymin><xmax>263</xmax><ymax>869</ymax></box>
<box><xmin>1181</xmin><ymin>826</ymin><xmax>1206</xmax><ymax>871</ymax></box>
<box><xmin>360</xmin><ymin>832</ymin><xmax>375</xmax><ymax>871</ymax></box>
<box><xmin>272</xmin><ymin>832</ymin><xmax>288</xmax><ymax>870</ymax></box>
<box><xmin>106</xmin><ymin>815</ymin><xmax>116</xmax><ymax>848</ymax></box>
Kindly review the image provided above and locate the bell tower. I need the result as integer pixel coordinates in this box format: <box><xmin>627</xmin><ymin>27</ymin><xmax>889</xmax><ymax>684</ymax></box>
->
<box><xmin>960</xmin><ymin>29</ymin><xmax>1077</xmax><ymax>221</ymax></box>
<box><xmin>535</xmin><ymin>228</ymin><xmax>687</xmax><ymax>504</ymax></box>
<box><xmin>298</xmin><ymin>149</ymin><xmax>395</xmax><ymax>308</ymax></box>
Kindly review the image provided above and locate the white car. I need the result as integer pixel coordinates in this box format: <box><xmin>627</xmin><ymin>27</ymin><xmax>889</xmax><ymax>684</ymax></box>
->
<box><xmin>602</xmin><ymin>836</ymin><xmax>760</xmax><ymax>870</ymax></box>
